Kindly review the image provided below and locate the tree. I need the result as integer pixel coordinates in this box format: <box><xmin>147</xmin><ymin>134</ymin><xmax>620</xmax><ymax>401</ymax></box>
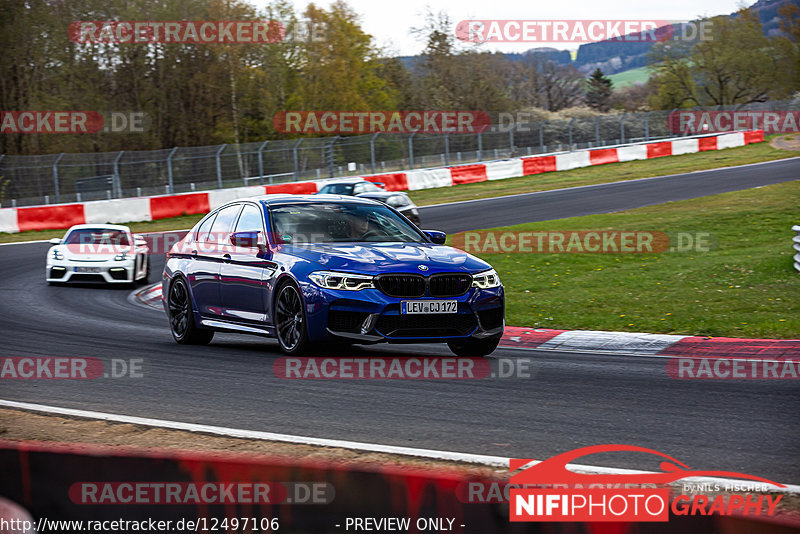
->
<box><xmin>648</xmin><ymin>9</ymin><xmax>784</xmax><ymax>108</ymax></box>
<box><xmin>585</xmin><ymin>68</ymin><xmax>613</xmax><ymax>111</ymax></box>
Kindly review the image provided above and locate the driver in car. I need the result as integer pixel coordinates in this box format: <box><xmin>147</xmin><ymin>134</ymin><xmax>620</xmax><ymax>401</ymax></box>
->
<box><xmin>348</xmin><ymin>212</ymin><xmax>371</xmax><ymax>239</ymax></box>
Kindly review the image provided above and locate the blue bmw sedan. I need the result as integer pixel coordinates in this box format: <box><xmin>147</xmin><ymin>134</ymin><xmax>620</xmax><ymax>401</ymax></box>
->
<box><xmin>163</xmin><ymin>195</ymin><xmax>504</xmax><ymax>356</ymax></box>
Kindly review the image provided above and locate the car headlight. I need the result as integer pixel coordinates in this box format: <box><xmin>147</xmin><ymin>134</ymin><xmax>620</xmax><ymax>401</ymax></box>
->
<box><xmin>308</xmin><ymin>271</ymin><xmax>374</xmax><ymax>291</ymax></box>
<box><xmin>114</xmin><ymin>252</ymin><xmax>128</xmax><ymax>261</ymax></box>
<box><xmin>472</xmin><ymin>268</ymin><xmax>501</xmax><ymax>289</ymax></box>
<box><xmin>52</xmin><ymin>249</ymin><xmax>64</xmax><ymax>261</ymax></box>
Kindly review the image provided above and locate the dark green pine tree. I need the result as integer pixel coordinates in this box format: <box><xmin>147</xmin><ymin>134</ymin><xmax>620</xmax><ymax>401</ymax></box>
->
<box><xmin>586</xmin><ymin>68</ymin><xmax>614</xmax><ymax>111</ymax></box>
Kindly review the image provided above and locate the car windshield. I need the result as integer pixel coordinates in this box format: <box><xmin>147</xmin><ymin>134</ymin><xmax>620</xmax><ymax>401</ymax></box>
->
<box><xmin>318</xmin><ymin>183</ymin><xmax>355</xmax><ymax>195</ymax></box>
<box><xmin>64</xmin><ymin>229</ymin><xmax>130</xmax><ymax>246</ymax></box>
<box><xmin>270</xmin><ymin>202</ymin><xmax>424</xmax><ymax>244</ymax></box>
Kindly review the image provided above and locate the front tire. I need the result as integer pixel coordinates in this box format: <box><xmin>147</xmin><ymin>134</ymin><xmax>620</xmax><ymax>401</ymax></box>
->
<box><xmin>274</xmin><ymin>281</ymin><xmax>312</xmax><ymax>354</ymax></box>
<box><xmin>447</xmin><ymin>334</ymin><xmax>502</xmax><ymax>357</ymax></box>
<box><xmin>167</xmin><ymin>277</ymin><xmax>214</xmax><ymax>345</ymax></box>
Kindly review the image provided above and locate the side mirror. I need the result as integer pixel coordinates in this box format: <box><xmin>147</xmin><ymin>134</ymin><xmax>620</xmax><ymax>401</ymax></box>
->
<box><xmin>133</xmin><ymin>234</ymin><xmax>146</xmax><ymax>245</ymax></box>
<box><xmin>376</xmin><ymin>182</ymin><xmax>385</xmax><ymax>189</ymax></box>
<box><xmin>49</xmin><ymin>238</ymin><xmax>61</xmax><ymax>245</ymax></box>
<box><xmin>230</xmin><ymin>231</ymin><xmax>260</xmax><ymax>248</ymax></box>
<box><xmin>424</xmin><ymin>230</ymin><xmax>446</xmax><ymax>245</ymax></box>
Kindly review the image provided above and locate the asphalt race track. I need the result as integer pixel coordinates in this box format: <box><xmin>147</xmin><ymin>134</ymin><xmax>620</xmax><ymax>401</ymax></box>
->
<box><xmin>1</xmin><ymin>159</ymin><xmax>799</xmax><ymax>482</ymax></box>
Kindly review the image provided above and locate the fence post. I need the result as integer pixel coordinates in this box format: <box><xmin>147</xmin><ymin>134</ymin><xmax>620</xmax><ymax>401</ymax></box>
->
<box><xmin>292</xmin><ymin>139</ymin><xmax>303</xmax><ymax>180</ymax></box>
<box><xmin>166</xmin><ymin>147</ymin><xmax>178</xmax><ymax>194</ymax></box>
<box><xmin>408</xmin><ymin>132</ymin><xmax>416</xmax><ymax>170</ymax></box>
<box><xmin>594</xmin><ymin>116</ymin><xmax>600</xmax><ymax>145</ymax></box>
<box><xmin>619</xmin><ymin>113</ymin><xmax>626</xmax><ymax>144</ymax></box>
<box><xmin>327</xmin><ymin>136</ymin><xmax>339</xmax><ymax>179</ymax></box>
<box><xmin>257</xmin><ymin>140</ymin><xmax>269</xmax><ymax>185</ymax></box>
<box><xmin>52</xmin><ymin>153</ymin><xmax>64</xmax><ymax>204</ymax></box>
<box><xmin>568</xmin><ymin>118</ymin><xmax>575</xmax><ymax>150</ymax></box>
<box><xmin>509</xmin><ymin>128</ymin><xmax>514</xmax><ymax>156</ymax></box>
<box><xmin>539</xmin><ymin>121</ymin><xmax>547</xmax><ymax>153</ymax></box>
<box><xmin>477</xmin><ymin>132</ymin><xmax>482</xmax><ymax>162</ymax></box>
<box><xmin>215</xmin><ymin>144</ymin><xmax>226</xmax><ymax>189</ymax></box>
<box><xmin>112</xmin><ymin>151</ymin><xmax>124</xmax><ymax>198</ymax></box>
<box><xmin>370</xmin><ymin>132</ymin><xmax>380</xmax><ymax>174</ymax></box>
<box><xmin>444</xmin><ymin>133</ymin><xmax>450</xmax><ymax>166</ymax></box>
<box><xmin>644</xmin><ymin>111</ymin><xmax>652</xmax><ymax>141</ymax></box>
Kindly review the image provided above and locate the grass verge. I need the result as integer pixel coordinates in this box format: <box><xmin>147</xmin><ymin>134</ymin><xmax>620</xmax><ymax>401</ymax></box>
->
<box><xmin>452</xmin><ymin>180</ymin><xmax>800</xmax><ymax>339</ymax></box>
<box><xmin>408</xmin><ymin>134</ymin><xmax>795</xmax><ymax>206</ymax></box>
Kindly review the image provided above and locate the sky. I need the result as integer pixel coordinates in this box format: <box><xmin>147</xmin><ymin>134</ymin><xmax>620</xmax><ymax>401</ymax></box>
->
<box><xmin>252</xmin><ymin>0</ymin><xmax>750</xmax><ymax>55</ymax></box>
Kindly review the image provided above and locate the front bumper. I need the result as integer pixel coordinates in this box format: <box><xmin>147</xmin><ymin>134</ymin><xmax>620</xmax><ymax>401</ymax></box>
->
<box><xmin>300</xmin><ymin>283</ymin><xmax>504</xmax><ymax>344</ymax></box>
<box><xmin>46</xmin><ymin>258</ymin><xmax>137</xmax><ymax>284</ymax></box>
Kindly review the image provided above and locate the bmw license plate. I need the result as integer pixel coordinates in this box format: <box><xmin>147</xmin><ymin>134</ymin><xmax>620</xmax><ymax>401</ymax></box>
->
<box><xmin>74</xmin><ymin>267</ymin><xmax>101</xmax><ymax>273</ymax></box>
<box><xmin>401</xmin><ymin>300</ymin><xmax>457</xmax><ymax>314</ymax></box>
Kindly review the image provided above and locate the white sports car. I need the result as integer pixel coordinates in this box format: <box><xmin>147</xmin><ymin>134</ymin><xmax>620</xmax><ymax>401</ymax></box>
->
<box><xmin>46</xmin><ymin>224</ymin><xmax>150</xmax><ymax>285</ymax></box>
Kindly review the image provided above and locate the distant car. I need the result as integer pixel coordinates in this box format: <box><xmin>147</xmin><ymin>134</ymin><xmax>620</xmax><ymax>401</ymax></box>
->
<box><xmin>46</xmin><ymin>224</ymin><xmax>150</xmax><ymax>285</ymax></box>
<box><xmin>316</xmin><ymin>179</ymin><xmax>421</xmax><ymax>225</ymax></box>
<box><xmin>162</xmin><ymin>195</ymin><xmax>504</xmax><ymax>356</ymax></box>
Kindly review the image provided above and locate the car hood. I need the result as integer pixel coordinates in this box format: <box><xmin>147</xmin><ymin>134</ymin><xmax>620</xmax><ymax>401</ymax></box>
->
<box><xmin>278</xmin><ymin>242</ymin><xmax>491</xmax><ymax>275</ymax></box>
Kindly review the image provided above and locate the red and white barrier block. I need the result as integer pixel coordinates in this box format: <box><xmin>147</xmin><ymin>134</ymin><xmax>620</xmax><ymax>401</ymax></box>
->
<box><xmin>0</xmin><ymin>130</ymin><xmax>765</xmax><ymax>234</ymax></box>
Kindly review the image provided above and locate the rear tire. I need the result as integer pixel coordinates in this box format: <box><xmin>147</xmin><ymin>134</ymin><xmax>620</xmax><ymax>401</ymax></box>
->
<box><xmin>274</xmin><ymin>281</ymin><xmax>312</xmax><ymax>355</ymax></box>
<box><xmin>447</xmin><ymin>334</ymin><xmax>502</xmax><ymax>357</ymax></box>
<box><xmin>167</xmin><ymin>277</ymin><xmax>214</xmax><ymax>345</ymax></box>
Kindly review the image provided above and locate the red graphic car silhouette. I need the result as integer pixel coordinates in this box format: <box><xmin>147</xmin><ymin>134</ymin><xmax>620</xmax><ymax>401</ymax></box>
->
<box><xmin>510</xmin><ymin>444</ymin><xmax>785</xmax><ymax>487</ymax></box>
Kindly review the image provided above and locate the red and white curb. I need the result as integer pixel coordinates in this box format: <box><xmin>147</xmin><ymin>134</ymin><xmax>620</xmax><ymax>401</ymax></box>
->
<box><xmin>0</xmin><ymin>130</ymin><xmax>765</xmax><ymax>233</ymax></box>
<box><xmin>135</xmin><ymin>285</ymin><xmax>799</xmax><ymax>358</ymax></box>
<box><xmin>501</xmin><ymin>326</ymin><xmax>800</xmax><ymax>358</ymax></box>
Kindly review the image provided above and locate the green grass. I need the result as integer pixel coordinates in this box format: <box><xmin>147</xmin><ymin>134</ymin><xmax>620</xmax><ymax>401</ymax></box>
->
<box><xmin>451</xmin><ymin>180</ymin><xmax>800</xmax><ymax>339</ymax></box>
<box><xmin>608</xmin><ymin>66</ymin><xmax>650</xmax><ymax>88</ymax></box>
<box><xmin>408</xmin><ymin>135</ymin><xmax>795</xmax><ymax>206</ymax></box>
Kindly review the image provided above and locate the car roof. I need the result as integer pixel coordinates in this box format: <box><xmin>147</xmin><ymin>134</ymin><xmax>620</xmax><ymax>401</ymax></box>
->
<box><xmin>229</xmin><ymin>194</ymin><xmax>382</xmax><ymax>207</ymax></box>
<box><xmin>317</xmin><ymin>178</ymin><xmax>375</xmax><ymax>186</ymax></box>
<box><xmin>66</xmin><ymin>223</ymin><xmax>130</xmax><ymax>232</ymax></box>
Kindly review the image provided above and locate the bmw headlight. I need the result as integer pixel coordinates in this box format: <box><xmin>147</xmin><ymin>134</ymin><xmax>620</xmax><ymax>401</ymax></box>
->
<box><xmin>114</xmin><ymin>251</ymin><xmax>128</xmax><ymax>261</ymax></box>
<box><xmin>52</xmin><ymin>249</ymin><xmax>64</xmax><ymax>261</ymax></box>
<box><xmin>308</xmin><ymin>271</ymin><xmax>374</xmax><ymax>291</ymax></box>
<box><xmin>472</xmin><ymin>268</ymin><xmax>501</xmax><ymax>289</ymax></box>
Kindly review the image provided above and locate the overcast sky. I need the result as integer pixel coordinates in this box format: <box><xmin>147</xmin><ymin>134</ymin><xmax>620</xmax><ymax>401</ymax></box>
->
<box><xmin>251</xmin><ymin>0</ymin><xmax>750</xmax><ymax>55</ymax></box>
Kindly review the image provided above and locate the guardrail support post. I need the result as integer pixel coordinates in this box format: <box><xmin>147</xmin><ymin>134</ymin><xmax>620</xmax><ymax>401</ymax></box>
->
<box><xmin>444</xmin><ymin>133</ymin><xmax>450</xmax><ymax>166</ymax></box>
<box><xmin>594</xmin><ymin>116</ymin><xmax>600</xmax><ymax>145</ymax></box>
<box><xmin>52</xmin><ymin>153</ymin><xmax>64</xmax><ymax>204</ymax></box>
<box><xmin>166</xmin><ymin>147</ymin><xmax>178</xmax><ymax>194</ymax></box>
<box><xmin>292</xmin><ymin>139</ymin><xmax>303</xmax><ymax>180</ymax></box>
<box><xmin>619</xmin><ymin>113</ymin><xmax>626</xmax><ymax>144</ymax></box>
<box><xmin>370</xmin><ymin>132</ymin><xmax>380</xmax><ymax>174</ymax></box>
<box><xmin>327</xmin><ymin>136</ymin><xmax>339</xmax><ymax>179</ymax></box>
<box><xmin>568</xmin><ymin>118</ymin><xmax>575</xmax><ymax>150</ymax></box>
<box><xmin>113</xmin><ymin>151</ymin><xmax>124</xmax><ymax>198</ymax></box>
<box><xmin>215</xmin><ymin>144</ymin><xmax>226</xmax><ymax>189</ymax></box>
<box><xmin>477</xmin><ymin>132</ymin><xmax>482</xmax><ymax>162</ymax></box>
<box><xmin>539</xmin><ymin>121</ymin><xmax>547</xmax><ymax>153</ymax></box>
<box><xmin>644</xmin><ymin>111</ymin><xmax>652</xmax><ymax>141</ymax></box>
<box><xmin>408</xmin><ymin>132</ymin><xmax>416</xmax><ymax>170</ymax></box>
<box><xmin>257</xmin><ymin>140</ymin><xmax>269</xmax><ymax>185</ymax></box>
<box><xmin>509</xmin><ymin>128</ymin><xmax>515</xmax><ymax>156</ymax></box>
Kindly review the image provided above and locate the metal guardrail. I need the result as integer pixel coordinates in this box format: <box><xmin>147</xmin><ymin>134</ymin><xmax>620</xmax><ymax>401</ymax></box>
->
<box><xmin>0</xmin><ymin>100</ymin><xmax>796</xmax><ymax>208</ymax></box>
<box><xmin>793</xmin><ymin>225</ymin><xmax>800</xmax><ymax>273</ymax></box>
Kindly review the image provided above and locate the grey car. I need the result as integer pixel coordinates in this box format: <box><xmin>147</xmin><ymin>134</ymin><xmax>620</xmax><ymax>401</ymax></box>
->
<box><xmin>316</xmin><ymin>180</ymin><xmax>421</xmax><ymax>226</ymax></box>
